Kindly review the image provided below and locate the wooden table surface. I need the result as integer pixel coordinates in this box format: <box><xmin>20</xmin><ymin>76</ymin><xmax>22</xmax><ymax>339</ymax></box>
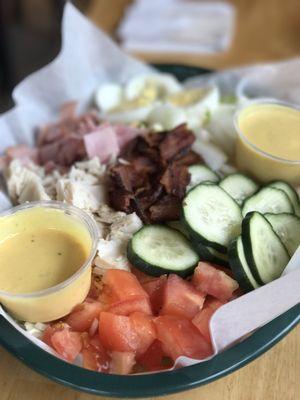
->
<box><xmin>1</xmin><ymin>1</ymin><xmax>299</xmax><ymax>399</ymax></box>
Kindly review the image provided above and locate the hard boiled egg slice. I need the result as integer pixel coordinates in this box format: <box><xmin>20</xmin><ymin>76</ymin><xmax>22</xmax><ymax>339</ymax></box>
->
<box><xmin>94</xmin><ymin>83</ymin><xmax>123</xmax><ymax>112</ymax></box>
<box><xmin>124</xmin><ymin>73</ymin><xmax>182</xmax><ymax>101</ymax></box>
<box><xmin>167</xmin><ymin>85</ymin><xmax>220</xmax><ymax>128</ymax></box>
<box><xmin>147</xmin><ymin>104</ymin><xmax>187</xmax><ymax>130</ymax></box>
<box><xmin>106</xmin><ymin>106</ymin><xmax>153</xmax><ymax>124</ymax></box>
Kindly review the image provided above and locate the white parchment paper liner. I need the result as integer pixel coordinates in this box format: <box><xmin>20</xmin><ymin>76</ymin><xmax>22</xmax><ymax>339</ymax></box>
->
<box><xmin>0</xmin><ymin>3</ymin><xmax>299</xmax><ymax>371</ymax></box>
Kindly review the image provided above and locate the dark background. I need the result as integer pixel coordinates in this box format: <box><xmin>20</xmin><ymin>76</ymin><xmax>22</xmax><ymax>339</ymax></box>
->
<box><xmin>0</xmin><ymin>0</ymin><xmax>88</xmax><ymax>112</ymax></box>
<box><xmin>2</xmin><ymin>0</ymin><xmax>300</xmax><ymax>113</ymax></box>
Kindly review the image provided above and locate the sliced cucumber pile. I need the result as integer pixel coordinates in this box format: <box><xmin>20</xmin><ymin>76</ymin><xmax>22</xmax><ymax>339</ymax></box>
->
<box><xmin>219</xmin><ymin>173</ymin><xmax>258</xmax><ymax>205</ymax></box>
<box><xmin>192</xmin><ymin>241</ymin><xmax>229</xmax><ymax>267</ymax></box>
<box><xmin>166</xmin><ymin>220</ymin><xmax>189</xmax><ymax>237</ymax></box>
<box><xmin>242</xmin><ymin>187</ymin><xmax>294</xmax><ymax>217</ymax></box>
<box><xmin>268</xmin><ymin>181</ymin><xmax>300</xmax><ymax>217</ymax></box>
<box><xmin>127</xmin><ymin>225</ymin><xmax>199</xmax><ymax>277</ymax></box>
<box><xmin>186</xmin><ymin>164</ymin><xmax>219</xmax><ymax>192</ymax></box>
<box><xmin>229</xmin><ymin>236</ymin><xmax>260</xmax><ymax>292</ymax></box>
<box><xmin>241</xmin><ymin>212</ymin><xmax>290</xmax><ymax>284</ymax></box>
<box><xmin>182</xmin><ymin>183</ymin><xmax>242</xmax><ymax>253</ymax></box>
<box><xmin>265</xmin><ymin>213</ymin><xmax>300</xmax><ymax>256</ymax></box>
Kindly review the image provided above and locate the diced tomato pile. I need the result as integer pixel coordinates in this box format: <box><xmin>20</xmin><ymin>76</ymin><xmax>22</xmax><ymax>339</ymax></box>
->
<box><xmin>42</xmin><ymin>262</ymin><xmax>239</xmax><ymax>375</ymax></box>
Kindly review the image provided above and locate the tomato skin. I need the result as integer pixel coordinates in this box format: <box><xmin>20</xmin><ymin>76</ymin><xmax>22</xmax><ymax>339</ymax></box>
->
<box><xmin>142</xmin><ymin>275</ymin><xmax>167</xmax><ymax>314</ymax></box>
<box><xmin>192</xmin><ymin>262</ymin><xmax>239</xmax><ymax>302</ymax></box>
<box><xmin>102</xmin><ymin>269</ymin><xmax>149</xmax><ymax>304</ymax></box>
<box><xmin>160</xmin><ymin>274</ymin><xmax>205</xmax><ymax>319</ymax></box>
<box><xmin>109</xmin><ymin>351</ymin><xmax>136</xmax><ymax>375</ymax></box>
<box><xmin>64</xmin><ymin>300</ymin><xmax>103</xmax><ymax>332</ymax></box>
<box><xmin>137</xmin><ymin>340</ymin><xmax>166</xmax><ymax>371</ymax></box>
<box><xmin>50</xmin><ymin>329</ymin><xmax>82</xmax><ymax>362</ymax></box>
<box><xmin>130</xmin><ymin>312</ymin><xmax>156</xmax><ymax>356</ymax></box>
<box><xmin>106</xmin><ymin>295</ymin><xmax>152</xmax><ymax>316</ymax></box>
<box><xmin>154</xmin><ymin>315</ymin><xmax>213</xmax><ymax>361</ymax></box>
<box><xmin>99</xmin><ymin>312</ymin><xmax>138</xmax><ymax>352</ymax></box>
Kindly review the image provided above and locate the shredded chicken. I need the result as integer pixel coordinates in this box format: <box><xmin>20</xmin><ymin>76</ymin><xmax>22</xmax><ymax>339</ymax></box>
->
<box><xmin>56</xmin><ymin>179</ymin><xmax>106</xmax><ymax>212</ymax></box>
<box><xmin>5</xmin><ymin>160</ymin><xmax>50</xmax><ymax>203</ymax></box>
<box><xmin>93</xmin><ymin>205</ymin><xmax>142</xmax><ymax>273</ymax></box>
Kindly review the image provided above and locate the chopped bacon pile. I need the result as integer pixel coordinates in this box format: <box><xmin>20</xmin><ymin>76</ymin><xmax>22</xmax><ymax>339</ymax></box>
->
<box><xmin>108</xmin><ymin>124</ymin><xmax>202</xmax><ymax>223</ymax></box>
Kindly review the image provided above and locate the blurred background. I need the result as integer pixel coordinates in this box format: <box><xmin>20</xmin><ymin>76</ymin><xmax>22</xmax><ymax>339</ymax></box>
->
<box><xmin>1</xmin><ymin>0</ymin><xmax>300</xmax><ymax>112</ymax></box>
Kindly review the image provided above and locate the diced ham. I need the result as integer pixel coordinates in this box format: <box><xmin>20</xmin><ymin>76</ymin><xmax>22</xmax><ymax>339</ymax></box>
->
<box><xmin>114</xmin><ymin>124</ymin><xmax>144</xmax><ymax>148</ymax></box>
<box><xmin>6</xmin><ymin>144</ymin><xmax>39</xmax><ymax>165</ymax></box>
<box><xmin>39</xmin><ymin>136</ymin><xmax>86</xmax><ymax>167</ymax></box>
<box><xmin>0</xmin><ymin>155</ymin><xmax>9</xmax><ymax>171</ymax></box>
<box><xmin>59</xmin><ymin>101</ymin><xmax>77</xmax><ymax>121</ymax></box>
<box><xmin>84</xmin><ymin>124</ymin><xmax>120</xmax><ymax>163</ymax></box>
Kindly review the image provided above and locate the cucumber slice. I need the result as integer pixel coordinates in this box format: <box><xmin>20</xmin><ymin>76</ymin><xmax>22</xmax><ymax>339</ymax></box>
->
<box><xmin>192</xmin><ymin>240</ymin><xmax>229</xmax><ymax>267</ymax></box>
<box><xmin>268</xmin><ymin>181</ymin><xmax>300</xmax><ymax>217</ymax></box>
<box><xmin>242</xmin><ymin>187</ymin><xmax>294</xmax><ymax>217</ymax></box>
<box><xmin>127</xmin><ymin>225</ymin><xmax>199</xmax><ymax>277</ymax></box>
<box><xmin>186</xmin><ymin>164</ymin><xmax>219</xmax><ymax>192</ymax></box>
<box><xmin>166</xmin><ymin>220</ymin><xmax>189</xmax><ymax>237</ymax></box>
<box><xmin>241</xmin><ymin>212</ymin><xmax>290</xmax><ymax>284</ymax></box>
<box><xmin>219</xmin><ymin>173</ymin><xmax>258</xmax><ymax>205</ymax></box>
<box><xmin>228</xmin><ymin>236</ymin><xmax>260</xmax><ymax>292</ymax></box>
<box><xmin>265</xmin><ymin>213</ymin><xmax>300</xmax><ymax>256</ymax></box>
<box><xmin>182</xmin><ymin>183</ymin><xmax>242</xmax><ymax>253</ymax></box>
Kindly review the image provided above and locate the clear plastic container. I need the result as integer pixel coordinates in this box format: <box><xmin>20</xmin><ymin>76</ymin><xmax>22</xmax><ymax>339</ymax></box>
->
<box><xmin>234</xmin><ymin>100</ymin><xmax>300</xmax><ymax>185</ymax></box>
<box><xmin>0</xmin><ymin>201</ymin><xmax>99</xmax><ymax>322</ymax></box>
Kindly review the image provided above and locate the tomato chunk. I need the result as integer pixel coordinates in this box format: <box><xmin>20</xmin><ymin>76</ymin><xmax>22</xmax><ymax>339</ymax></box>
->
<box><xmin>99</xmin><ymin>311</ymin><xmax>156</xmax><ymax>356</ymax></box>
<box><xmin>101</xmin><ymin>270</ymin><xmax>152</xmax><ymax>315</ymax></box>
<box><xmin>65</xmin><ymin>300</ymin><xmax>103</xmax><ymax>332</ymax></box>
<box><xmin>131</xmin><ymin>267</ymin><xmax>153</xmax><ymax>284</ymax></box>
<box><xmin>102</xmin><ymin>269</ymin><xmax>149</xmax><ymax>304</ymax></box>
<box><xmin>154</xmin><ymin>315</ymin><xmax>213</xmax><ymax>361</ymax></box>
<box><xmin>192</xmin><ymin>299</ymin><xmax>223</xmax><ymax>343</ymax></box>
<box><xmin>192</xmin><ymin>262</ymin><xmax>239</xmax><ymax>301</ymax></box>
<box><xmin>130</xmin><ymin>312</ymin><xmax>156</xmax><ymax>355</ymax></box>
<box><xmin>110</xmin><ymin>351</ymin><xmax>136</xmax><ymax>375</ymax></box>
<box><xmin>106</xmin><ymin>295</ymin><xmax>152</xmax><ymax>316</ymax></box>
<box><xmin>99</xmin><ymin>312</ymin><xmax>138</xmax><ymax>352</ymax></box>
<box><xmin>142</xmin><ymin>275</ymin><xmax>167</xmax><ymax>314</ymax></box>
<box><xmin>42</xmin><ymin>322</ymin><xmax>69</xmax><ymax>347</ymax></box>
<box><xmin>81</xmin><ymin>333</ymin><xmax>110</xmax><ymax>372</ymax></box>
<box><xmin>50</xmin><ymin>329</ymin><xmax>82</xmax><ymax>362</ymax></box>
<box><xmin>137</xmin><ymin>340</ymin><xmax>166</xmax><ymax>371</ymax></box>
<box><xmin>160</xmin><ymin>274</ymin><xmax>205</xmax><ymax>319</ymax></box>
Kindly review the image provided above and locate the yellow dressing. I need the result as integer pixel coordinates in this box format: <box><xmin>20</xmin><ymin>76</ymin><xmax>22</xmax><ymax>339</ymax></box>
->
<box><xmin>0</xmin><ymin>206</ymin><xmax>95</xmax><ymax>322</ymax></box>
<box><xmin>238</xmin><ymin>104</ymin><xmax>300</xmax><ymax>161</ymax></box>
<box><xmin>236</xmin><ymin>103</ymin><xmax>300</xmax><ymax>185</ymax></box>
<box><xmin>0</xmin><ymin>230</ymin><xmax>88</xmax><ymax>293</ymax></box>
